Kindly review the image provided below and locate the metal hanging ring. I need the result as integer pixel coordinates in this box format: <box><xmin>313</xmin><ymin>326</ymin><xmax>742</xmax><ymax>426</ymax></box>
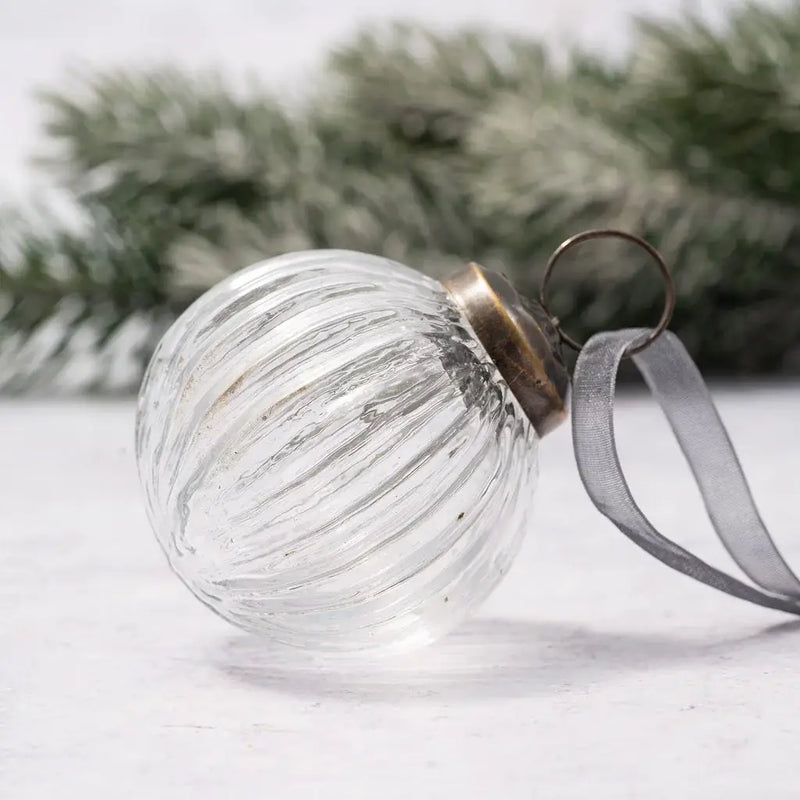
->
<box><xmin>539</xmin><ymin>228</ymin><xmax>676</xmax><ymax>357</ymax></box>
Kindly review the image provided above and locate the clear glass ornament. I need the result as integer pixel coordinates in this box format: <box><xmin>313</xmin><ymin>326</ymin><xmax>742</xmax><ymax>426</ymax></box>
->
<box><xmin>136</xmin><ymin>250</ymin><xmax>541</xmax><ymax>652</ymax></box>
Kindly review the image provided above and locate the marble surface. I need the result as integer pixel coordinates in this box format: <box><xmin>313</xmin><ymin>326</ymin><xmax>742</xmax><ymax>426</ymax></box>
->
<box><xmin>3</xmin><ymin>389</ymin><xmax>800</xmax><ymax>798</ymax></box>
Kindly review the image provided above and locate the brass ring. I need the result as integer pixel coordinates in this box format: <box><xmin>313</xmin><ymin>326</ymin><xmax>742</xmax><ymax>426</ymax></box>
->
<box><xmin>539</xmin><ymin>229</ymin><xmax>676</xmax><ymax>356</ymax></box>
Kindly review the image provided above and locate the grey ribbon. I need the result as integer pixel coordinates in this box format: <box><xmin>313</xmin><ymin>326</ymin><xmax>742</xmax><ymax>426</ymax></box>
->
<box><xmin>572</xmin><ymin>328</ymin><xmax>800</xmax><ymax>614</ymax></box>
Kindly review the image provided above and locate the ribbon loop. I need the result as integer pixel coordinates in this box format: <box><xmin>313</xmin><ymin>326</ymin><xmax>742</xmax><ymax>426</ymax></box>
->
<box><xmin>572</xmin><ymin>329</ymin><xmax>800</xmax><ymax>614</ymax></box>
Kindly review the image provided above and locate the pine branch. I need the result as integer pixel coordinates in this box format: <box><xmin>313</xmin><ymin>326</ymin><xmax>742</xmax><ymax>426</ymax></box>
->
<box><xmin>4</xmin><ymin>9</ymin><xmax>800</xmax><ymax>390</ymax></box>
<box><xmin>36</xmin><ymin>62</ymin><xmax>485</xmax><ymax>283</ymax></box>
<box><xmin>0</xmin><ymin>209</ymin><xmax>178</xmax><ymax>392</ymax></box>
<box><xmin>627</xmin><ymin>3</ymin><xmax>800</xmax><ymax>199</ymax></box>
<box><xmin>324</xmin><ymin>23</ymin><xmax>551</xmax><ymax>148</ymax></box>
<box><xmin>469</xmin><ymin>91</ymin><xmax>800</xmax><ymax>370</ymax></box>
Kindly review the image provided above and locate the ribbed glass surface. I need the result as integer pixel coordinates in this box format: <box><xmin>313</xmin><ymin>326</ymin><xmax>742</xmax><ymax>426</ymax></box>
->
<box><xmin>136</xmin><ymin>250</ymin><xmax>538</xmax><ymax>652</ymax></box>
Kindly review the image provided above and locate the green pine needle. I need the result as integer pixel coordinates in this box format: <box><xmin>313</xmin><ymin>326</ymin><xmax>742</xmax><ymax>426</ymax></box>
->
<box><xmin>3</xmin><ymin>6</ymin><xmax>800</xmax><ymax>391</ymax></box>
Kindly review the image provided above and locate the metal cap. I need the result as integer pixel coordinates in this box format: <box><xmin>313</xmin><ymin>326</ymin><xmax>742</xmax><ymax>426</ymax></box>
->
<box><xmin>442</xmin><ymin>262</ymin><xmax>570</xmax><ymax>437</ymax></box>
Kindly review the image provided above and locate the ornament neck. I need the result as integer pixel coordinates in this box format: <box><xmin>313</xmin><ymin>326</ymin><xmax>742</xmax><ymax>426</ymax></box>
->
<box><xmin>442</xmin><ymin>263</ymin><xmax>570</xmax><ymax>437</ymax></box>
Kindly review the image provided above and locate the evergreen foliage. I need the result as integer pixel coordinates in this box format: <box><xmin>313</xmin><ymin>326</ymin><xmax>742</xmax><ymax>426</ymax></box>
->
<box><xmin>2</xmin><ymin>4</ymin><xmax>800</xmax><ymax>390</ymax></box>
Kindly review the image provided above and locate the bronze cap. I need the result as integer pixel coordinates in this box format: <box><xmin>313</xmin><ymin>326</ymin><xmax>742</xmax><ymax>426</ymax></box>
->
<box><xmin>442</xmin><ymin>262</ymin><xmax>570</xmax><ymax>437</ymax></box>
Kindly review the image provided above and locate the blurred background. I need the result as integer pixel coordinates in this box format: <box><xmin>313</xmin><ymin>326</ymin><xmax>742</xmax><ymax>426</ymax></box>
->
<box><xmin>1</xmin><ymin>0</ymin><xmax>799</xmax><ymax>392</ymax></box>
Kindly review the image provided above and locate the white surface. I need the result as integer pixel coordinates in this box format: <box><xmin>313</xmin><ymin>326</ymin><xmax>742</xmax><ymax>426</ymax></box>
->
<box><xmin>3</xmin><ymin>388</ymin><xmax>800</xmax><ymax>798</ymax></box>
<box><xmin>0</xmin><ymin>0</ymin><xmax>774</xmax><ymax>198</ymax></box>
